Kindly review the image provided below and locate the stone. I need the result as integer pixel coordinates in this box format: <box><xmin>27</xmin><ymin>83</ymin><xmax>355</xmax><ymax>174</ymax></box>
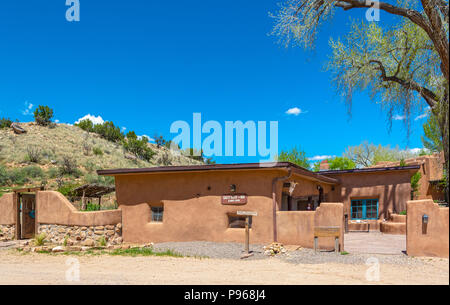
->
<box><xmin>95</xmin><ymin>226</ymin><xmax>104</xmax><ymax>230</ymax></box>
<box><xmin>105</xmin><ymin>225</ymin><xmax>114</xmax><ymax>230</ymax></box>
<box><xmin>116</xmin><ymin>223</ymin><xmax>122</xmax><ymax>230</ymax></box>
<box><xmin>81</xmin><ymin>246</ymin><xmax>91</xmax><ymax>251</ymax></box>
<box><xmin>94</xmin><ymin>231</ymin><xmax>104</xmax><ymax>235</ymax></box>
<box><xmin>80</xmin><ymin>227</ymin><xmax>87</xmax><ymax>231</ymax></box>
<box><xmin>81</xmin><ymin>239</ymin><xmax>95</xmax><ymax>247</ymax></box>
<box><xmin>105</xmin><ymin>230</ymin><xmax>115</xmax><ymax>236</ymax></box>
<box><xmin>52</xmin><ymin>246</ymin><xmax>65</xmax><ymax>253</ymax></box>
<box><xmin>57</xmin><ymin>228</ymin><xmax>66</xmax><ymax>234</ymax></box>
<box><xmin>121</xmin><ymin>244</ymin><xmax>130</xmax><ymax>250</ymax></box>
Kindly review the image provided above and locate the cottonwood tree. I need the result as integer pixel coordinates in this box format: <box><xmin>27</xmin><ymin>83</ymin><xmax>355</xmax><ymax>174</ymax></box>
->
<box><xmin>271</xmin><ymin>0</ymin><xmax>449</xmax><ymax>197</ymax></box>
<box><xmin>343</xmin><ymin>141</ymin><xmax>420</xmax><ymax>167</ymax></box>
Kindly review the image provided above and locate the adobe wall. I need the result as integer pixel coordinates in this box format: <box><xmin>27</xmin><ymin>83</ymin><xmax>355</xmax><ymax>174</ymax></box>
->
<box><xmin>406</xmin><ymin>199</ymin><xmax>449</xmax><ymax>258</ymax></box>
<box><xmin>115</xmin><ymin>170</ymin><xmax>280</xmax><ymax>244</ymax></box>
<box><xmin>0</xmin><ymin>193</ymin><xmax>15</xmax><ymax>225</ymax></box>
<box><xmin>36</xmin><ymin>191</ymin><xmax>122</xmax><ymax>246</ymax></box>
<box><xmin>0</xmin><ymin>193</ymin><xmax>16</xmax><ymax>241</ymax></box>
<box><xmin>327</xmin><ymin>171</ymin><xmax>413</xmax><ymax>220</ymax></box>
<box><xmin>277</xmin><ymin>202</ymin><xmax>344</xmax><ymax>250</ymax></box>
<box><xmin>37</xmin><ymin>191</ymin><xmax>122</xmax><ymax>226</ymax></box>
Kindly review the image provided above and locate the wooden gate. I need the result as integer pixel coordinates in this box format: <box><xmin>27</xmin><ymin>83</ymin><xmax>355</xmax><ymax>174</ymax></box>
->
<box><xmin>20</xmin><ymin>194</ymin><xmax>36</xmax><ymax>239</ymax></box>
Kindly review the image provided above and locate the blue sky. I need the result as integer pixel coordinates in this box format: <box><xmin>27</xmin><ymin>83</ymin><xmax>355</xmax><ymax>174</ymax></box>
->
<box><xmin>0</xmin><ymin>1</ymin><xmax>429</xmax><ymax>164</ymax></box>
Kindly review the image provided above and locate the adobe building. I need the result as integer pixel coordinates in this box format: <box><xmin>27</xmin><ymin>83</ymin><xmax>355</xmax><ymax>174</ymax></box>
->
<box><xmin>97</xmin><ymin>162</ymin><xmax>420</xmax><ymax>245</ymax></box>
<box><xmin>368</xmin><ymin>152</ymin><xmax>446</xmax><ymax>202</ymax></box>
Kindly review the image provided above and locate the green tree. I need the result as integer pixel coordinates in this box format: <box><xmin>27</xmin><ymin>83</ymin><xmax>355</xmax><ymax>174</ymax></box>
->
<box><xmin>411</xmin><ymin>171</ymin><xmax>422</xmax><ymax>199</ymax></box>
<box><xmin>344</xmin><ymin>141</ymin><xmax>420</xmax><ymax>168</ymax></box>
<box><xmin>123</xmin><ymin>131</ymin><xmax>155</xmax><ymax>162</ymax></box>
<box><xmin>276</xmin><ymin>146</ymin><xmax>310</xmax><ymax>169</ymax></box>
<box><xmin>75</xmin><ymin>119</ymin><xmax>94</xmax><ymax>132</ymax></box>
<box><xmin>271</xmin><ymin>0</ymin><xmax>449</xmax><ymax>200</ymax></box>
<box><xmin>328</xmin><ymin>157</ymin><xmax>356</xmax><ymax>170</ymax></box>
<box><xmin>422</xmin><ymin>111</ymin><xmax>443</xmax><ymax>152</ymax></box>
<box><xmin>0</xmin><ymin>118</ymin><xmax>12</xmax><ymax>129</ymax></box>
<box><xmin>33</xmin><ymin>105</ymin><xmax>54</xmax><ymax>126</ymax></box>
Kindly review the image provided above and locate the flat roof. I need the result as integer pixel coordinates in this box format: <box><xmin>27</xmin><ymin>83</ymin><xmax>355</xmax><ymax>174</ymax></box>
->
<box><xmin>318</xmin><ymin>165</ymin><xmax>421</xmax><ymax>175</ymax></box>
<box><xmin>97</xmin><ymin>162</ymin><xmax>339</xmax><ymax>184</ymax></box>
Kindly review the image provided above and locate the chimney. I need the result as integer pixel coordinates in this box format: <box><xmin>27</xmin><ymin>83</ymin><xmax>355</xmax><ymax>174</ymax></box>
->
<box><xmin>320</xmin><ymin>160</ymin><xmax>329</xmax><ymax>171</ymax></box>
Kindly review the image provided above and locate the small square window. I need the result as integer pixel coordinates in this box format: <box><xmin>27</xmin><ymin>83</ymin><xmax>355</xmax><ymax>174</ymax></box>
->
<box><xmin>151</xmin><ymin>206</ymin><xmax>164</xmax><ymax>222</ymax></box>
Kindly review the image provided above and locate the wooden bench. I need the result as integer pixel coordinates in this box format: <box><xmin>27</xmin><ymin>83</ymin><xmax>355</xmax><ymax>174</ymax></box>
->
<box><xmin>314</xmin><ymin>226</ymin><xmax>341</xmax><ymax>254</ymax></box>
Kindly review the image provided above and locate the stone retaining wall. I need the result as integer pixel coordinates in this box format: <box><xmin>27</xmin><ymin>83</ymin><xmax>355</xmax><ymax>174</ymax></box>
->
<box><xmin>38</xmin><ymin>223</ymin><xmax>122</xmax><ymax>246</ymax></box>
<box><xmin>0</xmin><ymin>224</ymin><xmax>15</xmax><ymax>241</ymax></box>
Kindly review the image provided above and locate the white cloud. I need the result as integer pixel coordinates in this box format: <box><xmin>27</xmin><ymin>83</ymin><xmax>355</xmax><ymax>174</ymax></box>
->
<box><xmin>137</xmin><ymin>134</ymin><xmax>155</xmax><ymax>142</ymax></box>
<box><xmin>415</xmin><ymin>107</ymin><xmax>431</xmax><ymax>121</ymax></box>
<box><xmin>393</xmin><ymin>114</ymin><xmax>405</xmax><ymax>121</ymax></box>
<box><xmin>308</xmin><ymin>155</ymin><xmax>335</xmax><ymax>161</ymax></box>
<box><xmin>285</xmin><ymin>107</ymin><xmax>306</xmax><ymax>116</ymax></box>
<box><xmin>22</xmin><ymin>101</ymin><xmax>34</xmax><ymax>115</ymax></box>
<box><xmin>55</xmin><ymin>119</ymin><xmax>60</xmax><ymax>123</ymax></box>
<box><xmin>408</xmin><ymin>148</ymin><xmax>423</xmax><ymax>154</ymax></box>
<box><xmin>75</xmin><ymin>114</ymin><xmax>105</xmax><ymax>125</ymax></box>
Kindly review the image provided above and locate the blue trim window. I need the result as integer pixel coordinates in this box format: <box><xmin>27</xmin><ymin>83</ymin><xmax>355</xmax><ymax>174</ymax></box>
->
<box><xmin>351</xmin><ymin>199</ymin><xmax>379</xmax><ymax>220</ymax></box>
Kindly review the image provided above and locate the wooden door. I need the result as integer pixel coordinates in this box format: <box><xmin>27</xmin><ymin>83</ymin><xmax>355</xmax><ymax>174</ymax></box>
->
<box><xmin>21</xmin><ymin>194</ymin><xmax>36</xmax><ymax>239</ymax></box>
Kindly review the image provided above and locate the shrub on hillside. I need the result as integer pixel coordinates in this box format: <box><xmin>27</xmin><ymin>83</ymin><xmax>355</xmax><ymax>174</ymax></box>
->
<box><xmin>25</xmin><ymin>146</ymin><xmax>42</xmax><ymax>163</ymax></box>
<box><xmin>21</xmin><ymin>166</ymin><xmax>45</xmax><ymax>179</ymax></box>
<box><xmin>34</xmin><ymin>105</ymin><xmax>54</xmax><ymax>126</ymax></box>
<box><xmin>123</xmin><ymin>131</ymin><xmax>155</xmax><ymax>162</ymax></box>
<box><xmin>57</xmin><ymin>182</ymin><xmax>81</xmax><ymax>197</ymax></box>
<box><xmin>75</xmin><ymin>119</ymin><xmax>94</xmax><ymax>132</ymax></box>
<box><xmin>93</xmin><ymin>121</ymin><xmax>124</xmax><ymax>143</ymax></box>
<box><xmin>59</xmin><ymin>156</ymin><xmax>82</xmax><ymax>177</ymax></box>
<box><xmin>0</xmin><ymin>118</ymin><xmax>12</xmax><ymax>129</ymax></box>
<box><xmin>93</xmin><ymin>147</ymin><xmax>103</xmax><ymax>156</ymax></box>
<box><xmin>85</xmin><ymin>174</ymin><xmax>115</xmax><ymax>186</ymax></box>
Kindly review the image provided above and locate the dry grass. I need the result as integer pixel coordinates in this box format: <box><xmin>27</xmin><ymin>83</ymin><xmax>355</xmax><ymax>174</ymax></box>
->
<box><xmin>0</xmin><ymin>122</ymin><xmax>203</xmax><ymax>190</ymax></box>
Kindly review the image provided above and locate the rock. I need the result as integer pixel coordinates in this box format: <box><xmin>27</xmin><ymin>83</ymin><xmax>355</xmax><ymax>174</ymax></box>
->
<box><xmin>81</xmin><ymin>246</ymin><xmax>91</xmax><ymax>251</ymax></box>
<box><xmin>80</xmin><ymin>227</ymin><xmax>87</xmax><ymax>231</ymax></box>
<box><xmin>121</xmin><ymin>245</ymin><xmax>130</xmax><ymax>250</ymax></box>
<box><xmin>95</xmin><ymin>226</ymin><xmax>104</xmax><ymax>230</ymax></box>
<box><xmin>52</xmin><ymin>246</ymin><xmax>65</xmax><ymax>253</ymax></box>
<box><xmin>11</xmin><ymin>123</ymin><xmax>26</xmax><ymax>134</ymax></box>
<box><xmin>105</xmin><ymin>225</ymin><xmax>114</xmax><ymax>230</ymax></box>
<box><xmin>116</xmin><ymin>223</ymin><xmax>122</xmax><ymax>230</ymax></box>
<box><xmin>81</xmin><ymin>239</ymin><xmax>95</xmax><ymax>247</ymax></box>
<box><xmin>67</xmin><ymin>246</ymin><xmax>82</xmax><ymax>252</ymax></box>
<box><xmin>105</xmin><ymin>230</ymin><xmax>115</xmax><ymax>236</ymax></box>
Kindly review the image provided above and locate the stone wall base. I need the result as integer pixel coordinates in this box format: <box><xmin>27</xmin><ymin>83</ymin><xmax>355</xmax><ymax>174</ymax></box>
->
<box><xmin>0</xmin><ymin>224</ymin><xmax>15</xmax><ymax>241</ymax></box>
<box><xmin>38</xmin><ymin>224</ymin><xmax>122</xmax><ymax>246</ymax></box>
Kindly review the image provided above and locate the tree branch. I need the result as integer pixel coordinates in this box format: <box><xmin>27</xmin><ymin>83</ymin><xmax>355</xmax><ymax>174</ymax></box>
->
<box><xmin>369</xmin><ymin>60</ymin><xmax>439</xmax><ymax>107</ymax></box>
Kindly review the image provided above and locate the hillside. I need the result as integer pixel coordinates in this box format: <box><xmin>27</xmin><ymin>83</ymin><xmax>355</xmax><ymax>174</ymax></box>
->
<box><xmin>0</xmin><ymin>122</ymin><xmax>203</xmax><ymax>193</ymax></box>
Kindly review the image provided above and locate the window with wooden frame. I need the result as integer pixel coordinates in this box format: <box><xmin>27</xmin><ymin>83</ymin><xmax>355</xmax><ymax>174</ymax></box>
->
<box><xmin>351</xmin><ymin>199</ymin><xmax>379</xmax><ymax>220</ymax></box>
<box><xmin>150</xmin><ymin>205</ymin><xmax>164</xmax><ymax>222</ymax></box>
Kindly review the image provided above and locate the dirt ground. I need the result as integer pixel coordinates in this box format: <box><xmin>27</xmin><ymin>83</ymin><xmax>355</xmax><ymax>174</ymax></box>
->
<box><xmin>0</xmin><ymin>251</ymin><xmax>448</xmax><ymax>285</ymax></box>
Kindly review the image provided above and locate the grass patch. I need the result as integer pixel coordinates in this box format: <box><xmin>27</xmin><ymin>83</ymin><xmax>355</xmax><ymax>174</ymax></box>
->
<box><xmin>399</xmin><ymin>210</ymin><xmax>407</xmax><ymax>215</ymax></box>
<box><xmin>340</xmin><ymin>251</ymin><xmax>350</xmax><ymax>255</ymax></box>
<box><xmin>109</xmin><ymin>247</ymin><xmax>185</xmax><ymax>257</ymax></box>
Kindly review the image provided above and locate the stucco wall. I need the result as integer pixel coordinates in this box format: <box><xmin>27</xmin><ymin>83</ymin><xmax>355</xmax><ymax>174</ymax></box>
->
<box><xmin>277</xmin><ymin>202</ymin><xmax>344</xmax><ymax>250</ymax></box>
<box><xmin>116</xmin><ymin>170</ymin><xmax>279</xmax><ymax>244</ymax></box>
<box><xmin>327</xmin><ymin>170</ymin><xmax>413</xmax><ymax>220</ymax></box>
<box><xmin>37</xmin><ymin>191</ymin><xmax>122</xmax><ymax>226</ymax></box>
<box><xmin>406</xmin><ymin>199</ymin><xmax>449</xmax><ymax>258</ymax></box>
<box><xmin>0</xmin><ymin>193</ymin><xmax>15</xmax><ymax>225</ymax></box>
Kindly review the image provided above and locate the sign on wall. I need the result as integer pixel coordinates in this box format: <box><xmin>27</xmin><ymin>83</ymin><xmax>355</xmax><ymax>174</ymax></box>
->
<box><xmin>221</xmin><ymin>194</ymin><xmax>247</xmax><ymax>205</ymax></box>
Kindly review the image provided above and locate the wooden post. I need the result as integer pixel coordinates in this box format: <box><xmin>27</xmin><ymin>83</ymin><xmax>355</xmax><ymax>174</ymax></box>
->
<box><xmin>335</xmin><ymin>237</ymin><xmax>339</xmax><ymax>254</ymax></box>
<box><xmin>314</xmin><ymin>237</ymin><xmax>318</xmax><ymax>253</ymax></box>
<box><xmin>245</xmin><ymin>216</ymin><xmax>250</xmax><ymax>254</ymax></box>
<box><xmin>98</xmin><ymin>196</ymin><xmax>102</xmax><ymax>209</ymax></box>
<box><xmin>81</xmin><ymin>190</ymin><xmax>86</xmax><ymax>210</ymax></box>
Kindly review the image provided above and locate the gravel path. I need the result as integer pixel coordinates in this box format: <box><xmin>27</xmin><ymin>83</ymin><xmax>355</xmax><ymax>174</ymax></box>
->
<box><xmin>153</xmin><ymin>241</ymin><xmax>436</xmax><ymax>267</ymax></box>
<box><xmin>153</xmin><ymin>241</ymin><xmax>267</xmax><ymax>260</ymax></box>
